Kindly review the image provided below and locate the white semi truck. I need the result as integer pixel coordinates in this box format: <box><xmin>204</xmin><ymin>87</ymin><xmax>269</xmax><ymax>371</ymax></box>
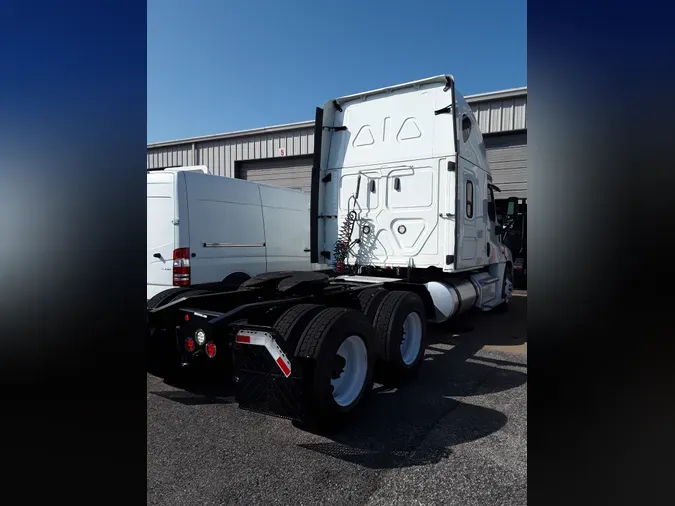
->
<box><xmin>147</xmin><ymin>75</ymin><xmax>515</xmax><ymax>431</ymax></box>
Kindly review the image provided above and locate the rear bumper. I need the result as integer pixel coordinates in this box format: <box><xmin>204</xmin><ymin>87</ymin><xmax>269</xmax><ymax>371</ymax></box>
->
<box><xmin>177</xmin><ymin>332</ymin><xmax>230</xmax><ymax>368</ymax></box>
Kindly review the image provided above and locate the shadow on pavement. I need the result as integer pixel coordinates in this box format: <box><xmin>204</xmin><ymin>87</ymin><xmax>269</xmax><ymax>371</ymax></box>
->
<box><xmin>298</xmin><ymin>329</ymin><xmax>526</xmax><ymax>469</ymax></box>
<box><xmin>298</xmin><ymin>294</ymin><xmax>527</xmax><ymax>469</ymax></box>
<box><xmin>436</xmin><ymin>292</ymin><xmax>528</xmax><ymax>348</ymax></box>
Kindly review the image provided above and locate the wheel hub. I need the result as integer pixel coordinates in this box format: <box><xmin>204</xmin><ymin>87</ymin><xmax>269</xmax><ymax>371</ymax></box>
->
<box><xmin>331</xmin><ymin>355</ymin><xmax>347</xmax><ymax>379</ymax></box>
<box><xmin>331</xmin><ymin>335</ymin><xmax>368</xmax><ymax>407</ymax></box>
<box><xmin>400</xmin><ymin>312</ymin><xmax>423</xmax><ymax>366</ymax></box>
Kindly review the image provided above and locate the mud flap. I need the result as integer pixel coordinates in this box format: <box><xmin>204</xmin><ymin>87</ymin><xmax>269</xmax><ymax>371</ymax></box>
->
<box><xmin>233</xmin><ymin>326</ymin><xmax>311</xmax><ymax>423</ymax></box>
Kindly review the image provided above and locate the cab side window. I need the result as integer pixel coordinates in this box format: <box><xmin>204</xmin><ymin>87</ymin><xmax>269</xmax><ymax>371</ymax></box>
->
<box><xmin>462</xmin><ymin>115</ymin><xmax>472</xmax><ymax>143</ymax></box>
<box><xmin>466</xmin><ymin>180</ymin><xmax>474</xmax><ymax>218</ymax></box>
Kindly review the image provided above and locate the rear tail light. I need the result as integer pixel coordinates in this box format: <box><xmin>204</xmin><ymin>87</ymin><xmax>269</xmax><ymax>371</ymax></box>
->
<box><xmin>173</xmin><ymin>248</ymin><xmax>191</xmax><ymax>286</ymax></box>
<box><xmin>185</xmin><ymin>337</ymin><xmax>195</xmax><ymax>352</ymax></box>
<box><xmin>205</xmin><ymin>342</ymin><xmax>217</xmax><ymax>359</ymax></box>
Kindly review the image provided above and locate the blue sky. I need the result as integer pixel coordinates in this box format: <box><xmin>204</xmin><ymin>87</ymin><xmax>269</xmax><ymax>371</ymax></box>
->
<box><xmin>147</xmin><ymin>0</ymin><xmax>526</xmax><ymax>143</ymax></box>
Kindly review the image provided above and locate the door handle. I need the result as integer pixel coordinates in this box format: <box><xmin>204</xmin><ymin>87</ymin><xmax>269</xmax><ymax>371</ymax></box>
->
<box><xmin>153</xmin><ymin>253</ymin><xmax>162</xmax><ymax>259</ymax></box>
<box><xmin>303</xmin><ymin>248</ymin><xmax>311</xmax><ymax>252</ymax></box>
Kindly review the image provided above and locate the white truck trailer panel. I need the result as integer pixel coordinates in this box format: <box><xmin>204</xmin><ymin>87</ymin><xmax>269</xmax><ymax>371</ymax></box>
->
<box><xmin>316</xmin><ymin>75</ymin><xmax>507</xmax><ymax>273</ymax></box>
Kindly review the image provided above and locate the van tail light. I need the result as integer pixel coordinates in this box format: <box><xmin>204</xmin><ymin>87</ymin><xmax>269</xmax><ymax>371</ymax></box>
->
<box><xmin>173</xmin><ymin>248</ymin><xmax>191</xmax><ymax>286</ymax></box>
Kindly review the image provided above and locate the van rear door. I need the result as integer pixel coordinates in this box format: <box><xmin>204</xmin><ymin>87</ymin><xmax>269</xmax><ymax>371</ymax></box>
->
<box><xmin>147</xmin><ymin>172</ymin><xmax>177</xmax><ymax>297</ymax></box>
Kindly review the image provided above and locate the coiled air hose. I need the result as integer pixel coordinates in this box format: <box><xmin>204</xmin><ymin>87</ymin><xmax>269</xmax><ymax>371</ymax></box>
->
<box><xmin>333</xmin><ymin>175</ymin><xmax>362</xmax><ymax>273</ymax></box>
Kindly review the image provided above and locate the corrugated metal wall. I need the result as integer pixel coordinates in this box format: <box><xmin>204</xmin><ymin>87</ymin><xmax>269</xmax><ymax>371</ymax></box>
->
<box><xmin>147</xmin><ymin>93</ymin><xmax>527</xmax><ymax>184</ymax></box>
<box><xmin>485</xmin><ymin>133</ymin><xmax>527</xmax><ymax>199</ymax></box>
<box><xmin>470</xmin><ymin>96</ymin><xmax>527</xmax><ymax>134</ymax></box>
<box><xmin>147</xmin><ymin>127</ymin><xmax>315</xmax><ymax>178</ymax></box>
<box><xmin>147</xmin><ymin>143</ymin><xmax>194</xmax><ymax>168</ymax></box>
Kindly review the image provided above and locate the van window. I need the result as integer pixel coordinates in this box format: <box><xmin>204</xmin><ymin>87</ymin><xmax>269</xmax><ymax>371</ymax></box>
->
<box><xmin>466</xmin><ymin>180</ymin><xmax>474</xmax><ymax>218</ymax></box>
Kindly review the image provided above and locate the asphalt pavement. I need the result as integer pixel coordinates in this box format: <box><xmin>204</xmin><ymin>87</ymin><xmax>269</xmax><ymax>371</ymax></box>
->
<box><xmin>147</xmin><ymin>292</ymin><xmax>527</xmax><ymax>506</ymax></box>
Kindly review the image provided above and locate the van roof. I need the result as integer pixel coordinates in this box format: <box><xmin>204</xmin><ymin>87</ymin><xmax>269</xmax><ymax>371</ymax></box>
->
<box><xmin>147</xmin><ymin>165</ymin><xmax>209</xmax><ymax>174</ymax></box>
<box><xmin>147</xmin><ymin>166</ymin><xmax>307</xmax><ymax>196</ymax></box>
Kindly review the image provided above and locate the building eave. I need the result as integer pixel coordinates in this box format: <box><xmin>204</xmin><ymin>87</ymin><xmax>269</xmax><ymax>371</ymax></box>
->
<box><xmin>148</xmin><ymin>87</ymin><xmax>527</xmax><ymax>148</ymax></box>
<box><xmin>465</xmin><ymin>86</ymin><xmax>527</xmax><ymax>102</ymax></box>
<box><xmin>147</xmin><ymin>119</ymin><xmax>315</xmax><ymax>148</ymax></box>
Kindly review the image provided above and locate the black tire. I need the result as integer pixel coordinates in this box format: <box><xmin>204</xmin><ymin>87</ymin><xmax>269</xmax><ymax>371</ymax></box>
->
<box><xmin>148</xmin><ymin>287</ymin><xmax>211</xmax><ymax>309</ymax></box>
<box><xmin>176</xmin><ymin>289</ymin><xmax>212</xmax><ymax>300</ymax></box>
<box><xmin>147</xmin><ymin>287</ymin><xmax>194</xmax><ymax>309</ymax></box>
<box><xmin>356</xmin><ymin>287</ymin><xmax>388</xmax><ymax>322</ymax></box>
<box><xmin>219</xmin><ymin>272</ymin><xmax>251</xmax><ymax>290</ymax></box>
<box><xmin>514</xmin><ymin>265</ymin><xmax>526</xmax><ymax>290</ymax></box>
<box><xmin>493</xmin><ymin>264</ymin><xmax>513</xmax><ymax>314</ymax></box>
<box><xmin>372</xmin><ymin>290</ymin><xmax>427</xmax><ymax>384</ymax></box>
<box><xmin>273</xmin><ymin>303</ymin><xmax>325</xmax><ymax>351</ymax></box>
<box><xmin>295</xmin><ymin>308</ymin><xmax>376</xmax><ymax>430</ymax></box>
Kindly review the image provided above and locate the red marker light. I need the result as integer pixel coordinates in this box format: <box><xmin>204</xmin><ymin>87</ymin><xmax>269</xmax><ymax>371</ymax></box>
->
<box><xmin>184</xmin><ymin>314</ymin><xmax>190</xmax><ymax>321</ymax></box>
<box><xmin>235</xmin><ymin>335</ymin><xmax>251</xmax><ymax>343</ymax></box>
<box><xmin>185</xmin><ymin>337</ymin><xmax>195</xmax><ymax>352</ymax></box>
<box><xmin>205</xmin><ymin>342</ymin><xmax>217</xmax><ymax>358</ymax></box>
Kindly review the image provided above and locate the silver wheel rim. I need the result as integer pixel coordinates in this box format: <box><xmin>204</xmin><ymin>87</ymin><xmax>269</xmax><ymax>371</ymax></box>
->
<box><xmin>331</xmin><ymin>335</ymin><xmax>368</xmax><ymax>407</ymax></box>
<box><xmin>400</xmin><ymin>312</ymin><xmax>423</xmax><ymax>366</ymax></box>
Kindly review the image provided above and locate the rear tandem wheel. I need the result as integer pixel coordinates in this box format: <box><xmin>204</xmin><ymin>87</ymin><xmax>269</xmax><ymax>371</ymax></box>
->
<box><xmin>356</xmin><ymin>287</ymin><xmax>389</xmax><ymax>322</ymax></box>
<box><xmin>273</xmin><ymin>303</ymin><xmax>326</xmax><ymax>350</ymax></box>
<box><xmin>293</xmin><ymin>307</ymin><xmax>377</xmax><ymax>432</ymax></box>
<box><xmin>371</xmin><ymin>290</ymin><xmax>428</xmax><ymax>385</ymax></box>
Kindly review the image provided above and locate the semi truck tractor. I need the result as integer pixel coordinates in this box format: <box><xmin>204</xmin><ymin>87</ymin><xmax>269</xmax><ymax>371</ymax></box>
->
<box><xmin>147</xmin><ymin>75</ymin><xmax>515</xmax><ymax>431</ymax></box>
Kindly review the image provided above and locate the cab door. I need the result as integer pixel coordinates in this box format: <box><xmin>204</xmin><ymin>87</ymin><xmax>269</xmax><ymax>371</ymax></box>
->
<box><xmin>455</xmin><ymin>158</ymin><xmax>480</xmax><ymax>269</ymax></box>
<box><xmin>454</xmin><ymin>109</ymin><xmax>491</xmax><ymax>269</ymax></box>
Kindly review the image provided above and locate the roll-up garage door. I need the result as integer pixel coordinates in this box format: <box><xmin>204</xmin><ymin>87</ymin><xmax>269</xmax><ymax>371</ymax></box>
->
<box><xmin>484</xmin><ymin>133</ymin><xmax>527</xmax><ymax>199</ymax></box>
<box><xmin>237</xmin><ymin>156</ymin><xmax>314</xmax><ymax>194</ymax></box>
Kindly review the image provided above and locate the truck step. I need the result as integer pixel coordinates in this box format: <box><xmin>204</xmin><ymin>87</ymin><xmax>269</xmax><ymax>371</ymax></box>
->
<box><xmin>475</xmin><ymin>276</ymin><xmax>500</xmax><ymax>285</ymax></box>
<box><xmin>470</xmin><ymin>273</ymin><xmax>500</xmax><ymax>308</ymax></box>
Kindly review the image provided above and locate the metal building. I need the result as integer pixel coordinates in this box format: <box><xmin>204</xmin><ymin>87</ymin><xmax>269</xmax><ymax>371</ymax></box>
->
<box><xmin>147</xmin><ymin>87</ymin><xmax>527</xmax><ymax>200</ymax></box>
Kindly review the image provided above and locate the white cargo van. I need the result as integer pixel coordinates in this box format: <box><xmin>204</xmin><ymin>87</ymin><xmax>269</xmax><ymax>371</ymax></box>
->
<box><xmin>147</xmin><ymin>166</ymin><xmax>311</xmax><ymax>300</ymax></box>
